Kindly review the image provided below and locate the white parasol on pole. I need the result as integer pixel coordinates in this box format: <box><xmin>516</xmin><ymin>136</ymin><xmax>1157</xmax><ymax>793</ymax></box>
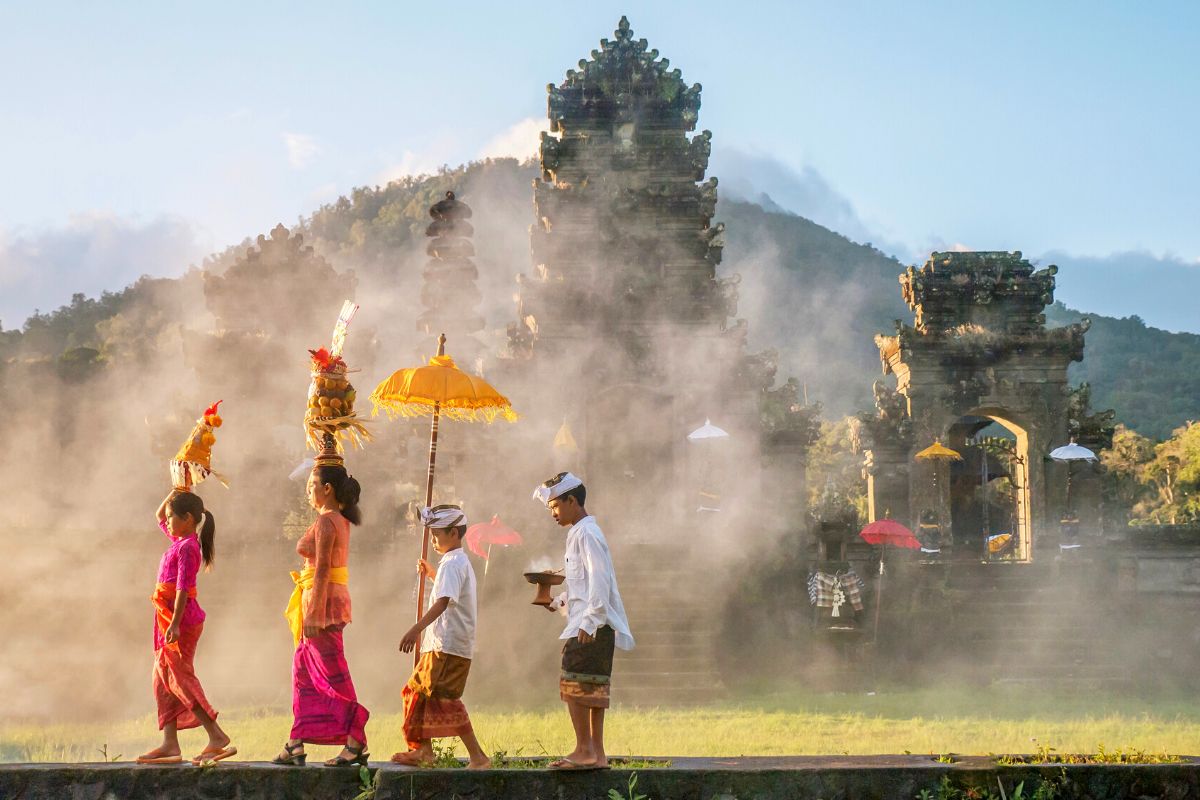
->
<box><xmin>1050</xmin><ymin>439</ymin><xmax>1097</xmax><ymax>514</ymax></box>
<box><xmin>687</xmin><ymin>418</ymin><xmax>730</xmax><ymax>511</ymax></box>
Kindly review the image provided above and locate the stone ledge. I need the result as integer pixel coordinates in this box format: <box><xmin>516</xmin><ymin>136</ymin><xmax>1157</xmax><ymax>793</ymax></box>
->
<box><xmin>2</xmin><ymin>756</ymin><xmax>1197</xmax><ymax>800</ymax></box>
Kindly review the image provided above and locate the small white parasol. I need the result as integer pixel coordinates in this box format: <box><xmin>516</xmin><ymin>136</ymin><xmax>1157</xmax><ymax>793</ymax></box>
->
<box><xmin>1050</xmin><ymin>439</ymin><xmax>1097</xmax><ymax>517</ymax></box>
<box><xmin>288</xmin><ymin>457</ymin><xmax>315</xmax><ymax>481</ymax></box>
<box><xmin>1049</xmin><ymin>441</ymin><xmax>1097</xmax><ymax>462</ymax></box>
<box><xmin>687</xmin><ymin>418</ymin><xmax>730</xmax><ymax>441</ymax></box>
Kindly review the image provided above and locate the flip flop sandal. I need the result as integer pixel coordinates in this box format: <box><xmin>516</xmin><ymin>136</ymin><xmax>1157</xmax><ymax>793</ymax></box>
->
<box><xmin>548</xmin><ymin>757</ymin><xmax>601</xmax><ymax>771</ymax></box>
<box><xmin>136</xmin><ymin>754</ymin><xmax>184</xmax><ymax>765</ymax></box>
<box><xmin>191</xmin><ymin>745</ymin><xmax>238</xmax><ymax>765</ymax></box>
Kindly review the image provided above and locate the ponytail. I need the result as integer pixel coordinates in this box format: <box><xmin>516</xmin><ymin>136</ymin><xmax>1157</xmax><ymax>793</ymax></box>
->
<box><xmin>198</xmin><ymin>510</ymin><xmax>216</xmax><ymax>569</ymax></box>
<box><xmin>315</xmin><ymin>465</ymin><xmax>363</xmax><ymax>526</ymax></box>
<box><xmin>169</xmin><ymin>491</ymin><xmax>216</xmax><ymax>569</ymax></box>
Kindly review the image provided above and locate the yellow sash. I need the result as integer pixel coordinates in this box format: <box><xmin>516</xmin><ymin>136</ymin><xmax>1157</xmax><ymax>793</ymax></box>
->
<box><xmin>285</xmin><ymin>565</ymin><xmax>349</xmax><ymax>646</ymax></box>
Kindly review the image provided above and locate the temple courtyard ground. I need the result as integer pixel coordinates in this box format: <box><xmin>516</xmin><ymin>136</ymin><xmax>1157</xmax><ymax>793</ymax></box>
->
<box><xmin>3</xmin><ymin>686</ymin><xmax>1197</xmax><ymax>764</ymax></box>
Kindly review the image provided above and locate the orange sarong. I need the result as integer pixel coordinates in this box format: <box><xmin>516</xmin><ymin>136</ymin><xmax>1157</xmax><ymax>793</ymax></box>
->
<box><xmin>401</xmin><ymin>651</ymin><xmax>473</xmax><ymax>749</ymax></box>
<box><xmin>151</xmin><ymin>582</ymin><xmax>217</xmax><ymax>730</ymax></box>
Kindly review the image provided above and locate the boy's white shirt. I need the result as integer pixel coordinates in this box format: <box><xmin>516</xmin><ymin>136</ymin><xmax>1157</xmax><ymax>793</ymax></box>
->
<box><xmin>553</xmin><ymin>515</ymin><xmax>635</xmax><ymax>651</ymax></box>
<box><xmin>421</xmin><ymin>547</ymin><xmax>477</xmax><ymax>659</ymax></box>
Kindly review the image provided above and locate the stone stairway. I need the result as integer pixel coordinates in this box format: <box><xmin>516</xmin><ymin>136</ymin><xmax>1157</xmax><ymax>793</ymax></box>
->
<box><xmin>611</xmin><ymin>557</ymin><xmax>726</xmax><ymax>707</ymax></box>
<box><xmin>938</xmin><ymin>561</ymin><xmax>1130</xmax><ymax>687</ymax></box>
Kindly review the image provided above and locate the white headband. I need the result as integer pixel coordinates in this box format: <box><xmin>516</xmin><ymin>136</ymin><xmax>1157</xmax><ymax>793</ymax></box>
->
<box><xmin>420</xmin><ymin>504</ymin><xmax>466</xmax><ymax>530</ymax></box>
<box><xmin>532</xmin><ymin>471</ymin><xmax>583</xmax><ymax>506</ymax></box>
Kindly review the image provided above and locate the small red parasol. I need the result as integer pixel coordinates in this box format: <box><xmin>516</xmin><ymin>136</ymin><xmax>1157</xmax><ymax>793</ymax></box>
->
<box><xmin>859</xmin><ymin>518</ymin><xmax>920</xmax><ymax>549</ymax></box>
<box><xmin>464</xmin><ymin>515</ymin><xmax>523</xmax><ymax>559</ymax></box>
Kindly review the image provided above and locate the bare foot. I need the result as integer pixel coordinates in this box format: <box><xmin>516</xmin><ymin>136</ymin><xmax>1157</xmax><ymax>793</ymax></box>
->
<box><xmin>467</xmin><ymin>756</ymin><xmax>492</xmax><ymax>770</ymax></box>
<box><xmin>564</xmin><ymin>748</ymin><xmax>596</xmax><ymax>765</ymax></box>
<box><xmin>390</xmin><ymin>748</ymin><xmax>433</xmax><ymax>766</ymax></box>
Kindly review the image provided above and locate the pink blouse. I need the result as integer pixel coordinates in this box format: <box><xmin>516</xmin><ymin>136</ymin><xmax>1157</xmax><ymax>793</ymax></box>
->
<box><xmin>297</xmin><ymin>511</ymin><xmax>353</xmax><ymax>629</ymax></box>
<box><xmin>155</xmin><ymin>520</ymin><xmax>206</xmax><ymax>630</ymax></box>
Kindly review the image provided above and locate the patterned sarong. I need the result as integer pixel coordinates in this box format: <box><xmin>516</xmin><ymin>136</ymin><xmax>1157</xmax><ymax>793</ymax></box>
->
<box><xmin>401</xmin><ymin>651</ymin><xmax>473</xmax><ymax>749</ymax></box>
<box><xmin>291</xmin><ymin>625</ymin><xmax>369</xmax><ymax>745</ymax></box>
<box><xmin>560</xmin><ymin>625</ymin><xmax>615</xmax><ymax>708</ymax></box>
<box><xmin>152</xmin><ymin>621</ymin><xmax>217</xmax><ymax>730</ymax></box>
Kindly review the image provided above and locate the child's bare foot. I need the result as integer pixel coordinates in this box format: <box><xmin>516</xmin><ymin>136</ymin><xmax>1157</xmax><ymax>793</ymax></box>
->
<box><xmin>390</xmin><ymin>745</ymin><xmax>433</xmax><ymax>766</ymax></box>
<box><xmin>549</xmin><ymin>749</ymin><xmax>598</xmax><ymax>769</ymax></box>
<box><xmin>467</xmin><ymin>756</ymin><xmax>492</xmax><ymax>770</ymax></box>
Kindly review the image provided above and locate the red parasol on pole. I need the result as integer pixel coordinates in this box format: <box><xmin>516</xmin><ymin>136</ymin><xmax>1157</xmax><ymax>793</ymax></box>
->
<box><xmin>464</xmin><ymin>515</ymin><xmax>523</xmax><ymax>560</ymax></box>
<box><xmin>859</xmin><ymin>518</ymin><xmax>919</xmax><ymax>645</ymax></box>
<box><xmin>859</xmin><ymin>518</ymin><xmax>920</xmax><ymax>549</ymax></box>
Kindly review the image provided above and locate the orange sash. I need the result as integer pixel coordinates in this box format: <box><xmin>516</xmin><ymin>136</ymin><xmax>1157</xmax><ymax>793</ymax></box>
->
<box><xmin>152</xmin><ymin>582</ymin><xmax>197</xmax><ymax>651</ymax></box>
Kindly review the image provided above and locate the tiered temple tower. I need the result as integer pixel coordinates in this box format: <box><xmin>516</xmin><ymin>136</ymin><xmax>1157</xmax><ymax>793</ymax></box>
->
<box><xmin>515</xmin><ymin>16</ymin><xmax>737</xmax><ymax>354</ymax></box>
<box><xmin>500</xmin><ymin>16</ymin><xmax>814</xmax><ymax>704</ymax></box>
<box><xmin>419</xmin><ymin>191</ymin><xmax>484</xmax><ymax>361</ymax></box>
<box><xmin>862</xmin><ymin>251</ymin><xmax>1097</xmax><ymax>558</ymax></box>
<box><xmin>509</xmin><ymin>16</ymin><xmax>758</xmax><ymax>523</ymax></box>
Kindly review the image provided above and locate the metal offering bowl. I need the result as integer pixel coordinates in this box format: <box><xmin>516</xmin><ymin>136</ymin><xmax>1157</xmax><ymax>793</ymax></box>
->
<box><xmin>524</xmin><ymin>570</ymin><xmax>565</xmax><ymax>606</ymax></box>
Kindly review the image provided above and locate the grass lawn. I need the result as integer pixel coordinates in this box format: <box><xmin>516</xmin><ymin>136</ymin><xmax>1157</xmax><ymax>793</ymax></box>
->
<box><xmin>3</xmin><ymin>687</ymin><xmax>1198</xmax><ymax>763</ymax></box>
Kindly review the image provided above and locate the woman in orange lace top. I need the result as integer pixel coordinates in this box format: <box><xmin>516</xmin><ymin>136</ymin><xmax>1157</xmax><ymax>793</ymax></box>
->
<box><xmin>275</xmin><ymin>464</ymin><xmax>370</xmax><ymax>767</ymax></box>
<box><xmin>298</xmin><ymin>511</ymin><xmax>353</xmax><ymax>628</ymax></box>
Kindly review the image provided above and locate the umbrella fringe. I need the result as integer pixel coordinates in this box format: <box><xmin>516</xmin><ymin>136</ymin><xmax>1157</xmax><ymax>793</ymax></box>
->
<box><xmin>369</xmin><ymin>398</ymin><xmax>518</xmax><ymax>423</ymax></box>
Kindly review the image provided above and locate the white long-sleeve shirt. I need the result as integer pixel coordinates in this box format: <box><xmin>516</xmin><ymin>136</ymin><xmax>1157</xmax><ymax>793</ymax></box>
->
<box><xmin>555</xmin><ymin>515</ymin><xmax>634</xmax><ymax>651</ymax></box>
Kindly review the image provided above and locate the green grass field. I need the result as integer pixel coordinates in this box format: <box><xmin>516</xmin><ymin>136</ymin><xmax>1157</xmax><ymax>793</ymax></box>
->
<box><xmin>3</xmin><ymin>687</ymin><xmax>1197</xmax><ymax>763</ymax></box>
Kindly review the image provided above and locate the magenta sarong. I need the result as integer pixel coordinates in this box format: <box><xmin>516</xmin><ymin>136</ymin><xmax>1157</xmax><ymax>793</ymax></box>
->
<box><xmin>290</xmin><ymin>625</ymin><xmax>369</xmax><ymax>745</ymax></box>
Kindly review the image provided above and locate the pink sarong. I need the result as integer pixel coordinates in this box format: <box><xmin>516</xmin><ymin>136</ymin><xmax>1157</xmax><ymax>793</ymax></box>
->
<box><xmin>290</xmin><ymin>625</ymin><xmax>369</xmax><ymax>745</ymax></box>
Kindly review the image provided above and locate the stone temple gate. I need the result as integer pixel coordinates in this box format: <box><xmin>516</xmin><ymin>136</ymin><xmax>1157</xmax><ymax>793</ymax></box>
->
<box><xmin>861</xmin><ymin>251</ymin><xmax>1094</xmax><ymax>560</ymax></box>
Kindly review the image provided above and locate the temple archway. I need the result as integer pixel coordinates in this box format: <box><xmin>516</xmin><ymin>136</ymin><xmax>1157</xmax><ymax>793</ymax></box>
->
<box><xmin>862</xmin><ymin>251</ymin><xmax>1093</xmax><ymax>557</ymax></box>
<box><xmin>946</xmin><ymin>410</ymin><xmax>1032</xmax><ymax>561</ymax></box>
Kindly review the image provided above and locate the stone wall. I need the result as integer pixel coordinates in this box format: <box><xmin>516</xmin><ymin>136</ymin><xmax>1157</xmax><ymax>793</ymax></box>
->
<box><xmin>3</xmin><ymin>757</ymin><xmax>1197</xmax><ymax>800</ymax></box>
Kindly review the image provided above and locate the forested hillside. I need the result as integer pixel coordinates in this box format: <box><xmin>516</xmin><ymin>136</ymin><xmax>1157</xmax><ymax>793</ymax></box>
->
<box><xmin>3</xmin><ymin>158</ymin><xmax>1197</xmax><ymax>439</ymax></box>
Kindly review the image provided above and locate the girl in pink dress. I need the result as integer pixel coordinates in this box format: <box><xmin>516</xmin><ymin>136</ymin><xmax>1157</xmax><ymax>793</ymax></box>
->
<box><xmin>136</xmin><ymin>490</ymin><xmax>235</xmax><ymax>764</ymax></box>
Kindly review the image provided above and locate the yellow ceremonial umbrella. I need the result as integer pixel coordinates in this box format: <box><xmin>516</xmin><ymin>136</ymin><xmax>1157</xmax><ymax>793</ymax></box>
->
<box><xmin>915</xmin><ymin>440</ymin><xmax>963</xmax><ymax>462</ymax></box>
<box><xmin>370</xmin><ymin>334</ymin><xmax>517</xmax><ymax>656</ymax></box>
<box><xmin>915</xmin><ymin>439</ymin><xmax>962</xmax><ymax>539</ymax></box>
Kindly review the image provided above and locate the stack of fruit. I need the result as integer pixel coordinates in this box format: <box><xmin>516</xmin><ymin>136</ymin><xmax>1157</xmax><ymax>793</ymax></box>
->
<box><xmin>305</xmin><ymin>347</ymin><xmax>370</xmax><ymax>452</ymax></box>
<box><xmin>171</xmin><ymin>401</ymin><xmax>226</xmax><ymax>489</ymax></box>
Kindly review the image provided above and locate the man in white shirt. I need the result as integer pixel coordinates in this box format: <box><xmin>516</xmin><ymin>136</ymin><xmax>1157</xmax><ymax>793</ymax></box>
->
<box><xmin>394</xmin><ymin>504</ymin><xmax>490</xmax><ymax>769</ymax></box>
<box><xmin>532</xmin><ymin>472</ymin><xmax>634</xmax><ymax>770</ymax></box>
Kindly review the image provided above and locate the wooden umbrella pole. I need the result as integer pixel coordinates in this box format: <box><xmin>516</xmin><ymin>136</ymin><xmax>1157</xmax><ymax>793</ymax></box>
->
<box><xmin>414</xmin><ymin>334</ymin><xmax>447</xmax><ymax>665</ymax></box>
<box><xmin>873</xmin><ymin>548</ymin><xmax>884</xmax><ymax>645</ymax></box>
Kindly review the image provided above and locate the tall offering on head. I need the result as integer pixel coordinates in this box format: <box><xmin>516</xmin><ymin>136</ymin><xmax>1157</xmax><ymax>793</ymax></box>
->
<box><xmin>171</xmin><ymin>401</ymin><xmax>227</xmax><ymax>491</ymax></box>
<box><xmin>305</xmin><ymin>300</ymin><xmax>371</xmax><ymax>461</ymax></box>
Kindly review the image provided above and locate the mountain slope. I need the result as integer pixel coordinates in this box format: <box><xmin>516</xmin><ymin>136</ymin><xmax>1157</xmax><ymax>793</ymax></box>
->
<box><xmin>3</xmin><ymin>158</ymin><xmax>1197</xmax><ymax>438</ymax></box>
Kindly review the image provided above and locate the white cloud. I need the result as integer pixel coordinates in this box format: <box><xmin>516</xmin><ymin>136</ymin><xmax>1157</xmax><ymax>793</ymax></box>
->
<box><xmin>283</xmin><ymin>132</ymin><xmax>320</xmax><ymax>169</ymax></box>
<box><xmin>0</xmin><ymin>213</ymin><xmax>211</xmax><ymax>330</ymax></box>
<box><xmin>477</xmin><ymin>117</ymin><xmax>547</xmax><ymax>162</ymax></box>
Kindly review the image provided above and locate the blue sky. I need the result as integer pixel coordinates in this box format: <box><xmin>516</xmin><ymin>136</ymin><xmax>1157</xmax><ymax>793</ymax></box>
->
<box><xmin>2</xmin><ymin>2</ymin><xmax>1198</xmax><ymax>331</ymax></box>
